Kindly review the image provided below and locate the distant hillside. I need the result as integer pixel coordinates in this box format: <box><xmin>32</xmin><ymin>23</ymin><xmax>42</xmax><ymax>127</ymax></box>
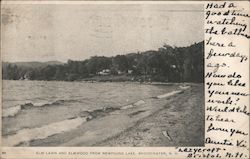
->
<box><xmin>2</xmin><ymin>42</ymin><xmax>204</xmax><ymax>82</ymax></box>
<box><xmin>3</xmin><ymin>61</ymin><xmax>64</xmax><ymax>69</ymax></box>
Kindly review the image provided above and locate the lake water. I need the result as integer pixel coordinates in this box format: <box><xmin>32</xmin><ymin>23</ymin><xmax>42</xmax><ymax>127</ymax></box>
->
<box><xmin>2</xmin><ymin>80</ymin><xmax>178</xmax><ymax>144</ymax></box>
<box><xmin>2</xmin><ymin>80</ymin><xmax>176</xmax><ymax>116</ymax></box>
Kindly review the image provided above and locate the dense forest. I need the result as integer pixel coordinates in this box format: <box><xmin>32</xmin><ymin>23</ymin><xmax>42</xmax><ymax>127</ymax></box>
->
<box><xmin>2</xmin><ymin>41</ymin><xmax>204</xmax><ymax>82</ymax></box>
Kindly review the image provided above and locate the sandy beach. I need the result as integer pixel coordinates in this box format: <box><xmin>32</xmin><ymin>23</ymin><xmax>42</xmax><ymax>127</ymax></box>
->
<box><xmin>99</xmin><ymin>84</ymin><xmax>205</xmax><ymax>147</ymax></box>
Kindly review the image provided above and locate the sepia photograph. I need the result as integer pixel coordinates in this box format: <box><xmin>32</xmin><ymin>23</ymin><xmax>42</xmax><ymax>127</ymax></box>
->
<box><xmin>1</xmin><ymin>3</ymin><xmax>205</xmax><ymax>147</ymax></box>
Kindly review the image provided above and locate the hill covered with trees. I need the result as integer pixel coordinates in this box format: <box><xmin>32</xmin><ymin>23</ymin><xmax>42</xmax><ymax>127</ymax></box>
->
<box><xmin>2</xmin><ymin>41</ymin><xmax>204</xmax><ymax>83</ymax></box>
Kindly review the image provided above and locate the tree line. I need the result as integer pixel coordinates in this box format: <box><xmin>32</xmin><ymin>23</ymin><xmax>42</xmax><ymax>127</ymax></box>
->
<box><xmin>2</xmin><ymin>41</ymin><xmax>204</xmax><ymax>82</ymax></box>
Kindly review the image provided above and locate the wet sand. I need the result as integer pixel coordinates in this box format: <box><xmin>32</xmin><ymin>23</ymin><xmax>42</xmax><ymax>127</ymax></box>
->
<box><xmin>25</xmin><ymin>84</ymin><xmax>204</xmax><ymax>147</ymax></box>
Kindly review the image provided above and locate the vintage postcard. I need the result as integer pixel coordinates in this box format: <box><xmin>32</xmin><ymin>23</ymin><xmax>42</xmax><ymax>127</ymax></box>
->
<box><xmin>0</xmin><ymin>1</ymin><xmax>249</xmax><ymax>159</ymax></box>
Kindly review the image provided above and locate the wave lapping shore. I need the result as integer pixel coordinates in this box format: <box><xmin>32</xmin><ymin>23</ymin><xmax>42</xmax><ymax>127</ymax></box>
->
<box><xmin>2</xmin><ymin>84</ymin><xmax>201</xmax><ymax>147</ymax></box>
<box><xmin>2</xmin><ymin>99</ymin><xmax>79</xmax><ymax>118</ymax></box>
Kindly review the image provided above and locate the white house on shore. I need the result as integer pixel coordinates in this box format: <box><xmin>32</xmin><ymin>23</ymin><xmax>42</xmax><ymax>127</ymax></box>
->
<box><xmin>128</xmin><ymin>69</ymin><xmax>133</xmax><ymax>74</ymax></box>
<box><xmin>98</xmin><ymin>69</ymin><xmax>111</xmax><ymax>75</ymax></box>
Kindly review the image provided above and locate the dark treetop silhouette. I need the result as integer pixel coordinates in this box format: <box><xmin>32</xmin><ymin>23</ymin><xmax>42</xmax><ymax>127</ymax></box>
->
<box><xmin>3</xmin><ymin>42</ymin><xmax>204</xmax><ymax>83</ymax></box>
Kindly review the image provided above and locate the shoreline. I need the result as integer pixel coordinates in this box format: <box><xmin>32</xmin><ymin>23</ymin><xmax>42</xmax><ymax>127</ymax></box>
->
<box><xmin>3</xmin><ymin>78</ymin><xmax>202</xmax><ymax>86</ymax></box>
<box><xmin>2</xmin><ymin>82</ymin><xmax>204</xmax><ymax>147</ymax></box>
<box><xmin>97</xmin><ymin>84</ymin><xmax>204</xmax><ymax>147</ymax></box>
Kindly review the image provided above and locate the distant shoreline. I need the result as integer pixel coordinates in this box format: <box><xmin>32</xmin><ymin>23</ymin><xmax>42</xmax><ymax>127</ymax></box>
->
<box><xmin>3</xmin><ymin>78</ymin><xmax>203</xmax><ymax>86</ymax></box>
<box><xmin>3</xmin><ymin>42</ymin><xmax>204</xmax><ymax>83</ymax></box>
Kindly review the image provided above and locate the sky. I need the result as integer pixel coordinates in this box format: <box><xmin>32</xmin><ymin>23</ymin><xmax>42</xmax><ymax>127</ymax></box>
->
<box><xmin>1</xmin><ymin>4</ymin><xmax>204</xmax><ymax>62</ymax></box>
